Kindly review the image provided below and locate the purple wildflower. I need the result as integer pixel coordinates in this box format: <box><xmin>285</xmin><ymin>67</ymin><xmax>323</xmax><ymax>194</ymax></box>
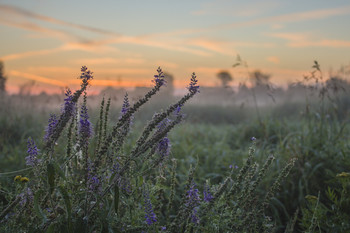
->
<box><xmin>25</xmin><ymin>138</ymin><xmax>40</xmax><ymax>167</ymax></box>
<box><xmin>229</xmin><ymin>164</ymin><xmax>239</xmax><ymax>169</ymax></box>
<box><xmin>119</xmin><ymin>93</ymin><xmax>133</xmax><ymax>126</ymax></box>
<box><xmin>87</xmin><ymin>161</ymin><xmax>102</xmax><ymax>193</ymax></box>
<box><xmin>143</xmin><ymin>185</ymin><xmax>157</xmax><ymax>225</ymax></box>
<box><xmin>63</xmin><ymin>88</ymin><xmax>75</xmax><ymax>115</ymax></box>
<box><xmin>18</xmin><ymin>187</ymin><xmax>34</xmax><ymax>206</ymax></box>
<box><xmin>119</xmin><ymin>176</ymin><xmax>132</xmax><ymax>194</ymax></box>
<box><xmin>161</xmin><ymin>226</ymin><xmax>166</xmax><ymax>231</ymax></box>
<box><xmin>251</xmin><ymin>136</ymin><xmax>256</xmax><ymax>141</ymax></box>
<box><xmin>203</xmin><ymin>184</ymin><xmax>213</xmax><ymax>202</ymax></box>
<box><xmin>79</xmin><ymin>104</ymin><xmax>93</xmax><ymax>141</ymax></box>
<box><xmin>187</xmin><ymin>72</ymin><xmax>200</xmax><ymax>94</ymax></box>
<box><xmin>156</xmin><ymin>118</ymin><xmax>171</xmax><ymax>158</ymax></box>
<box><xmin>80</xmin><ymin>66</ymin><xmax>93</xmax><ymax>81</ymax></box>
<box><xmin>185</xmin><ymin>181</ymin><xmax>201</xmax><ymax>224</ymax></box>
<box><xmin>153</xmin><ymin>67</ymin><xmax>166</xmax><ymax>87</ymax></box>
<box><xmin>157</xmin><ymin>137</ymin><xmax>171</xmax><ymax>158</ymax></box>
<box><xmin>44</xmin><ymin>114</ymin><xmax>58</xmax><ymax>142</ymax></box>
<box><xmin>120</xmin><ymin>93</ymin><xmax>130</xmax><ymax>117</ymax></box>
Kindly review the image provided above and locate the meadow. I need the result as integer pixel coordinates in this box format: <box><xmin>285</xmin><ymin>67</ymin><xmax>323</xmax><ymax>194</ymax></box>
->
<box><xmin>0</xmin><ymin>65</ymin><xmax>350</xmax><ymax>232</ymax></box>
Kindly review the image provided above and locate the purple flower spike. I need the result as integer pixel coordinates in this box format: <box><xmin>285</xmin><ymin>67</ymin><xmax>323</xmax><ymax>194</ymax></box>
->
<box><xmin>25</xmin><ymin>139</ymin><xmax>41</xmax><ymax>167</ymax></box>
<box><xmin>63</xmin><ymin>88</ymin><xmax>75</xmax><ymax>115</ymax></box>
<box><xmin>251</xmin><ymin>137</ymin><xmax>256</xmax><ymax>141</ymax></box>
<box><xmin>44</xmin><ymin>114</ymin><xmax>58</xmax><ymax>142</ymax></box>
<box><xmin>187</xmin><ymin>72</ymin><xmax>200</xmax><ymax>94</ymax></box>
<box><xmin>143</xmin><ymin>185</ymin><xmax>157</xmax><ymax>225</ymax></box>
<box><xmin>186</xmin><ymin>181</ymin><xmax>201</xmax><ymax>224</ymax></box>
<box><xmin>80</xmin><ymin>66</ymin><xmax>93</xmax><ymax>81</ymax></box>
<box><xmin>157</xmin><ymin>137</ymin><xmax>171</xmax><ymax>158</ymax></box>
<box><xmin>79</xmin><ymin>104</ymin><xmax>93</xmax><ymax>141</ymax></box>
<box><xmin>203</xmin><ymin>184</ymin><xmax>213</xmax><ymax>202</ymax></box>
<box><xmin>153</xmin><ymin>67</ymin><xmax>166</xmax><ymax>87</ymax></box>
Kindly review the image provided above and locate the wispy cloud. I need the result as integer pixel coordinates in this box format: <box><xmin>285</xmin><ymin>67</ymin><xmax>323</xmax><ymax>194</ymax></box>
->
<box><xmin>159</xmin><ymin>5</ymin><xmax>350</xmax><ymax>38</ymax></box>
<box><xmin>186</xmin><ymin>38</ymin><xmax>274</xmax><ymax>56</ymax></box>
<box><xmin>0</xmin><ymin>4</ymin><xmax>120</xmax><ymax>36</ymax></box>
<box><xmin>9</xmin><ymin>70</ymin><xmax>67</xmax><ymax>87</ymax></box>
<box><xmin>191</xmin><ymin>0</ymin><xmax>280</xmax><ymax>17</ymax></box>
<box><xmin>266</xmin><ymin>56</ymin><xmax>280</xmax><ymax>64</ymax></box>
<box><xmin>1</xmin><ymin>47</ymin><xmax>64</xmax><ymax>61</ymax></box>
<box><xmin>270</xmin><ymin>32</ymin><xmax>350</xmax><ymax>48</ymax></box>
<box><xmin>73</xmin><ymin>57</ymin><xmax>145</xmax><ymax>65</ymax></box>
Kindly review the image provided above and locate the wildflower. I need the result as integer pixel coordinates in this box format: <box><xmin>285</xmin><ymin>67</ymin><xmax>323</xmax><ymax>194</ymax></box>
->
<box><xmin>62</xmin><ymin>88</ymin><xmax>75</xmax><ymax>115</ymax></box>
<box><xmin>156</xmin><ymin>118</ymin><xmax>171</xmax><ymax>158</ymax></box>
<box><xmin>80</xmin><ymin>66</ymin><xmax>93</xmax><ymax>81</ymax></box>
<box><xmin>187</xmin><ymin>72</ymin><xmax>200</xmax><ymax>94</ymax></box>
<box><xmin>120</xmin><ymin>93</ymin><xmax>130</xmax><ymax>117</ymax></box>
<box><xmin>157</xmin><ymin>137</ymin><xmax>171</xmax><ymax>158</ymax></box>
<box><xmin>336</xmin><ymin>172</ymin><xmax>350</xmax><ymax>178</ymax></box>
<box><xmin>185</xmin><ymin>181</ymin><xmax>201</xmax><ymax>224</ymax></box>
<box><xmin>18</xmin><ymin>187</ymin><xmax>34</xmax><ymax>206</ymax></box>
<box><xmin>203</xmin><ymin>184</ymin><xmax>213</xmax><ymax>202</ymax></box>
<box><xmin>143</xmin><ymin>185</ymin><xmax>157</xmax><ymax>225</ymax></box>
<box><xmin>14</xmin><ymin>175</ymin><xmax>22</xmax><ymax>182</ymax></box>
<box><xmin>229</xmin><ymin>164</ymin><xmax>239</xmax><ymax>169</ymax></box>
<box><xmin>20</xmin><ymin>177</ymin><xmax>29</xmax><ymax>183</ymax></box>
<box><xmin>251</xmin><ymin>136</ymin><xmax>256</xmax><ymax>141</ymax></box>
<box><xmin>87</xmin><ymin>161</ymin><xmax>102</xmax><ymax>193</ymax></box>
<box><xmin>153</xmin><ymin>67</ymin><xmax>166</xmax><ymax>87</ymax></box>
<box><xmin>119</xmin><ymin>93</ymin><xmax>133</xmax><ymax>132</ymax></box>
<box><xmin>44</xmin><ymin>114</ymin><xmax>58</xmax><ymax>142</ymax></box>
<box><xmin>25</xmin><ymin>138</ymin><xmax>40</xmax><ymax>167</ymax></box>
<box><xmin>79</xmin><ymin>104</ymin><xmax>93</xmax><ymax>141</ymax></box>
<box><xmin>161</xmin><ymin>226</ymin><xmax>166</xmax><ymax>231</ymax></box>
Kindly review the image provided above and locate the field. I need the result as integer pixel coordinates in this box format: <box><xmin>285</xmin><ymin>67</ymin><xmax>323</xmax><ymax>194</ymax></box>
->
<box><xmin>0</xmin><ymin>67</ymin><xmax>350</xmax><ymax>232</ymax></box>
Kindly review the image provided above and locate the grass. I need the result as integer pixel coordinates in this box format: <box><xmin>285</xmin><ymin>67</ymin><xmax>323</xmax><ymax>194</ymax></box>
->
<box><xmin>0</xmin><ymin>64</ymin><xmax>350</xmax><ymax>232</ymax></box>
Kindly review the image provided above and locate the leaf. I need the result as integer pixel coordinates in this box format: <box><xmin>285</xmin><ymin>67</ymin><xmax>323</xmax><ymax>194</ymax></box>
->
<box><xmin>58</xmin><ymin>185</ymin><xmax>72</xmax><ymax>233</ymax></box>
<box><xmin>45</xmin><ymin>224</ymin><xmax>55</xmax><ymax>233</ymax></box>
<box><xmin>34</xmin><ymin>190</ymin><xmax>47</xmax><ymax>223</ymax></box>
<box><xmin>114</xmin><ymin>185</ymin><xmax>119</xmax><ymax>214</ymax></box>
<box><xmin>52</xmin><ymin>161</ymin><xmax>66</xmax><ymax>180</ymax></box>
<box><xmin>47</xmin><ymin>163</ymin><xmax>55</xmax><ymax>194</ymax></box>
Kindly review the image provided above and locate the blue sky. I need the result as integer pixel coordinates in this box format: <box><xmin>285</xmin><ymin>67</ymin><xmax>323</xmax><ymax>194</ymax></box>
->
<box><xmin>1</xmin><ymin>0</ymin><xmax>350</xmax><ymax>94</ymax></box>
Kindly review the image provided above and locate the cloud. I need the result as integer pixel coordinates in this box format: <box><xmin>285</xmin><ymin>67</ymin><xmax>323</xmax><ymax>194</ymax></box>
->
<box><xmin>74</xmin><ymin>57</ymin><xmax>145</xmax><ymax>65</ymax></box>
<box><xmin>0</xmin><ymin>47</ymin><xmax>64</xmax><ymax>61</ymax></box>
<box><xmin>270</xmin><ymin>33</ymin><xmax>350</xmax><ymax>48</ymax></box>
<box><xmin>0</xmin><ymin>4</ymin><xmax>120</xmax><ymax>36</ymax></box>
<box><xmin>0</xmin><ymin>16</ymin><xmax>73</xmax><ymax>40</ymax></box>
<box><xmin>9</xmin><ymin>70</ymin><xmax>67</xmax><ymax>87</ymax></box>
<box><xmin>159</xmin><ymin>5</ymin><xmax>350</xmax><ymax>38</ymax></box>
<box><xmin>266</xmin><ymin>56</ymin><xmax>280</xmax><ymax>64</ymax></box>
<box><xmin>186</xmin><ymin>38</ymin><xmax>274</xmax><ymax>56</ymax></box>
<box><xmin>191</xmin><ymin>0</ymin><xmax>280</xmax><ymax>17</ymax></box>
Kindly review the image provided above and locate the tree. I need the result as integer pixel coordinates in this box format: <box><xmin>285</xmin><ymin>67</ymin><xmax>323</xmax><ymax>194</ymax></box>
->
<box><xmin>217</xmin><ymin>71</ymin><xmax>233</xmax><ymax>88</ymax></box>
<box><xmin>250</xmin><ymin>70</ymin><xmax>270</xmax><ymax>87</ymax></box>
<box><xmin>0</xmin><ymin>61</ymin><xmax>6</xmax><ymax>93</ymax></box>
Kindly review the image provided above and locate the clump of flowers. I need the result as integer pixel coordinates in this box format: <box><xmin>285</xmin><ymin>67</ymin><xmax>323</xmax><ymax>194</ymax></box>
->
<box><xmin>203</xmin><ymin>183</ymin><xmax>213</xmax><ymax>202</ymax></box>
<box><xmin>187</xmin><ymin>72</ymin><xmax>200</xmax><ymax>94</ymax></box>
<box><xmin>79</xmin><ymin>104</ymin><xmax>93</xmax><ymax>141</ymax></box>
<box><xmin>25</xmin><ymin>138</ymin><xmax>40</xmax><ymax>167</ymax></box>
<box><xmin>153</xmin><ymin>67</ymin><xmax>166</xmax><ymax>87</ymax></box>
<box><xmin>62</xmin><ymin>88</ymin><xmax>75</xmax><ymax>115</ymax></box>
<box><xmin>186</xmin><ymin>181</ymin><xmax>201</xmax><ymax>224</ymax></box>
<box><xmin>44</xmin><ymin>114</ymin><xmax>58</xmax><ymax>142</ymax></box>
<box><xmin>143</xmin><ymin>185</ymin><xmax>157</xmax><ymax>225</ymax></box>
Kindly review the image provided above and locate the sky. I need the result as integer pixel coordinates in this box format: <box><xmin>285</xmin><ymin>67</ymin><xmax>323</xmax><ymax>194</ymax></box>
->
<box><xmin>1</xmin><ymin>0</ymin><xmax>350</xmax><ymax>94</ymax></box>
